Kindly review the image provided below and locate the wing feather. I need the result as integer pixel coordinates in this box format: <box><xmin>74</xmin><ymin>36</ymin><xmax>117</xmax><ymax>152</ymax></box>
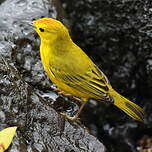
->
<box><xmin>49</xmin><ymin>64</ymin><xmax>110</xmax><ymax>100</ymax></box>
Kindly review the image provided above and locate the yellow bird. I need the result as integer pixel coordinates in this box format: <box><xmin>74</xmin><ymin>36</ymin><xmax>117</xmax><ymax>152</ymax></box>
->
<box><xmin>32</xmin><ymin>18</ymin><xmax>144</xmax><ymax>121</ymax></box>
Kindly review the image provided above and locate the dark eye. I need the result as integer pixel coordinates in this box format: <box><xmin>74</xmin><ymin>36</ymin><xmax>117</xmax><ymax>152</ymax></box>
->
<box><xmin>39</xmin><ymin>28</ymin><xmax>44</xmax><ymax>32</ymax></box>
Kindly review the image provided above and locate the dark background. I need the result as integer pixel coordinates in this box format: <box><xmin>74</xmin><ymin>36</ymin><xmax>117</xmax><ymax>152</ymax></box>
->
<box><xmin>60</xmin><ymin>0</ymin><xmax>152</xmax><ymax>151</ymax></box>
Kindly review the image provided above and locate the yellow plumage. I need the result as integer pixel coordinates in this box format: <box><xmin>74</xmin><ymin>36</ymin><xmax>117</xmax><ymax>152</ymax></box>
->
<box><xmin>33</xmin><ymin>18</ymin><xmax>144</xmax><ymax>121</ymax></box>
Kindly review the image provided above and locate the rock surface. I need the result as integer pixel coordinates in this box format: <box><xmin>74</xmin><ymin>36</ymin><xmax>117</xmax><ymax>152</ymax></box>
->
<box><xmin>0</xmin><ymin>0</ymin><xmax>105</xmax><ymax>151</ymax></box>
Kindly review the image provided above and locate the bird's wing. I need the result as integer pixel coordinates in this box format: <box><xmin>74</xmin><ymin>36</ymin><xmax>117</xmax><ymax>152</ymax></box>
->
<box><xmin>49</xmin><ymin>63</ymin><xmax>111</xmax><ymax>100</ymax></box>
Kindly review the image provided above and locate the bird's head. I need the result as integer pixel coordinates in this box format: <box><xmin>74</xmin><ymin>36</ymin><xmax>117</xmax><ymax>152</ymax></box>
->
<box><xmin>32</xmin><ymin>18</ymin><xmax>70</xmax><ymax>43</ymax></box>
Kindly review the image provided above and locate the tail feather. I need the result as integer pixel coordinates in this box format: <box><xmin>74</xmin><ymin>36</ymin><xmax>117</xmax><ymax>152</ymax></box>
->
<box><xmin>110</xmin><ymin>89</ymin><xmax>145</xmax><ymax>122</ymax></box>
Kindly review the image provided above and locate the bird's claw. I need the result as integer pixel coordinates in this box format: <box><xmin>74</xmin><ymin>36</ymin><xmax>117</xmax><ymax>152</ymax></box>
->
<box><xmin>54</xmin><ymin>88</ymin><xmax>82</xmax><ymax>102</ymax></box>
<box><xmin>58</xmin><ymin>91</ymin><xmax>71</xmax><ymax>96</ymax></box>
<box><xmin>60</xmin><ymin>112</ymin><xmax>80</xmax><ymax>121</ymax></box>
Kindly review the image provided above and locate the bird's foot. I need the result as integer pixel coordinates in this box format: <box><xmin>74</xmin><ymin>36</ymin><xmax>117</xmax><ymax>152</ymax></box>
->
<box><xmin>58</xmin><ymin>91</ymin><xmax>71</xmax><ymax>96</ymax></box>
<box><xmin>60</xmin><ymin>112</ymin><xmax>80</xmax><ymax>121</ymax></box>
<box><xmin>53</xmin><ymin>87</ymin><xmax>71</xmax><ymax>96</ymax></box>
<box><xmin>71</xmin><ymin>96</ymin><xmax>82</xmax><ymax>102</ymax></box>
<box><xmin>60</xmin><ymin>100</ymin><xmax>86</xmax><ymax>121</ymax></box>
<box><xmin>53</xmin><ymin>87</ymin><xmax>82</xmax><ymax>102</ymax></box>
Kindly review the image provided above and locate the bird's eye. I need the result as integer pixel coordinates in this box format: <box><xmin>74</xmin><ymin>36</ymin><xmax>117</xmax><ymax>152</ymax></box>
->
<box><xmin>39</xmin><ymin>28</ymin><xmax>44</xmax><ymax>32</ymax></box>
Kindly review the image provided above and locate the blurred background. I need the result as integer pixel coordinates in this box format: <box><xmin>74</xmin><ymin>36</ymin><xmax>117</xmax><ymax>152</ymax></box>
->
<box><xmin>60</xmin><ymin>0</ymin><xmax>152</xmax><ymax>151</ymax></box>
<box><xmin>0</xmin><ymin>0</ymin><xmax>152</xmax><ymax>151</ymax></box>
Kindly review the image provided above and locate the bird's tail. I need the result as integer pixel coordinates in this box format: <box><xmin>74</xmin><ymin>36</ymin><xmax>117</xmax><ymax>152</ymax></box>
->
<box><xmin>109</xmin><ymin>88</ymin><xmax>145</xmax><ymax>122</ymax></box>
